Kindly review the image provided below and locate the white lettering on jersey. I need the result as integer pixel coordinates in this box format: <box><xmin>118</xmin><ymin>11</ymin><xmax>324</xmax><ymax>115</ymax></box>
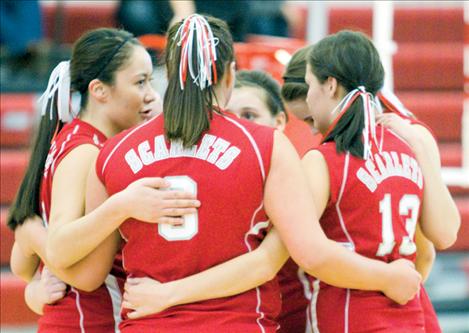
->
<box><xmin>125</xmin><ymin>149</ymin><xmax>143</xmax><ymax>173</ymax></box>
<box><xmin>356</xmin><ymin>151</ymin><xmax>423</xmax><ymax>192</ymax></box>
<box><xmin>138</xmin><ymin>140</ymin><xmax>155</xmax><ymax>165</ymax></box>
<box><xmin>154</xmin><ymin>135</ymin><xmax>169</xmax><ymax>160</ymax></box>
<box><xmin>124</xmin><ymin>134</ymin><xmax>241</xmax><ymax>174</ymax></box>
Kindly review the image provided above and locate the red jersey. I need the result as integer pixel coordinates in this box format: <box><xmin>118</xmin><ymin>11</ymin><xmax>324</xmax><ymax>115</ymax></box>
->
<box><xmin>307</xmin><ymin>126</ymin><xmax>425</xmax><ymax>333</ymax></box>
<box><xmin>38</xmin><ymin>118</ymin><xmax>123</xmax><ymax>333</ymax></box>
<box><xmin>96</xmin><ymin>111</ymin><xmax>280</xmax><ymax>333</ymax></box>
<box><xmin>277</xmin><ymin>120</ymin><xmax>320</xmax><ymax>333</ymax></box>
<box><xmin>385</xmin><ymin>110</ymin><xmax>442</xmax><ymax>333</ymax></box>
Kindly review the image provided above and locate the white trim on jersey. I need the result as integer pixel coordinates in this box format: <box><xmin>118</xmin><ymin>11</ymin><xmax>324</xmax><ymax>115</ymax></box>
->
<box><xmin>41</xmin><ymin>201</ymin><xmax>48</xmax><ymax>228</ymax></box>
<box><xmin>244</xmin><ymin>202</ymin><xmax>268</xmax><ymax>333</ymax></box>
<box><xmin>298</xmin><ymin>268</ymin><xmax>313</xmax><ymax>333</ymax></box>
<box><xmin>104</xmin><ymin>274</ymin><xmax>123</xmax><ymax>333</ymax></box>
<box><xmin>298</xmin><ymin>268</ymin><xmax>312</xmax><ymax>301</ymax></box>
<box><xmin>335</xmin><ymin>152</ymin><xmax>355</xmax><ymax>333</ymax></box>
<box><xmin>71</xmin><ymin>287</ymin><xmax>85</xmax><ymax>333</ymax></box>
<box><xmin>309</xmin><ymin>279</ymin><xmax>321</xmax><ymax>333</ymax></box>
<box><xmin>336</xmin><ymin>152</ymin><xmax>356</xmax><ymax>250</ymax></box>
<box><xmin>51</xmin><ymin>124</ymin><xmax>80</xmax><ymax>173</ymax></box>
<box><xmin>247</xmin><ymin>221</ymin><xmax>269</xmax><ymax>236</ymax></box>
<box><xmin>101</xmin><ymin>114</ymin><xmax>161</xmax><ymax>175</ymax></box>
<box><xmin>222</xmin><ymin>115</ymin><xmax>266</xmax><ymax>181</ymax></box>
<box><xmin>344</xmin><ymin>289</ymin><xmax>351</xmax><ymax>333</ymax></box>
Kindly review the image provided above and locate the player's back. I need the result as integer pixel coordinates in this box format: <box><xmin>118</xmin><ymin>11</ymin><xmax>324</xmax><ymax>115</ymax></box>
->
<box><xmin>307</xmin><ymin>126</ymin><xmax>425</xmax><ymax>333</ymax></box>
<box><xmin>97</xmin><ymin>111</ymin><xmax>280</xmax><ymax>333</ymax></box>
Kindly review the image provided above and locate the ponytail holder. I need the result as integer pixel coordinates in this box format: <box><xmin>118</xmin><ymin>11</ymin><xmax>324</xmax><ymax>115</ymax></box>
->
<box><xmin>37</xmin><ymin>61</ymin><xmax>79</xmax><ymax>123</ymax></box>
<box><xmin>173</xmin><ymin>14</ymin><xmax>218</xmax><ymax>90</ymax></box>
<box><xmin>322</xmin><ymin>84</ymin><xmax>380</xmax><ymax>160</ymax></box>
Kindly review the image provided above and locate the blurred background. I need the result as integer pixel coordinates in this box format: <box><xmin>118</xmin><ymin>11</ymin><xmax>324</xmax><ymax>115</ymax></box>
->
<box><xmin>1</xmin><ymin>1</ymin><xmax>468</xmax><ymax>332</ymax></box>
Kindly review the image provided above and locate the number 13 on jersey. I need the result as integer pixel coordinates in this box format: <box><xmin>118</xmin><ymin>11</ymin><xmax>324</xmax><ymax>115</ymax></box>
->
<box><xmin>158</xmin><ymin>176</ymin><xmax>198</xmax><ymax>241</ymax></box>
<box><xmin>377</xmin><ymin>193</ymin><xmax>420</xmax><ymax>257</ymax></box>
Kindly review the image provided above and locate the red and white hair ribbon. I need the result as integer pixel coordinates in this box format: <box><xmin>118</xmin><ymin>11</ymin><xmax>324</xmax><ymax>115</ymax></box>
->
<box><xmin>38</xmin><ymin>61</ymin><xmax>80</xmax><ymax>123</ymax></box>
<box><xmin>324</xmin><ymin>85</ymin><xmax>379</xmax><ymax>160</ymax></box>
<box><xmin>173</xmin><ymin>14</ymin><xmax>218</xmax><ymax>90</ymax></box>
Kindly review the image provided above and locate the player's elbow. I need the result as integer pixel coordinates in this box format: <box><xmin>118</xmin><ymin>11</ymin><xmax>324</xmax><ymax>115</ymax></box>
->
<box><xmin>11</xmin><ymin>264</ymin><xmax>34</xmax><ymax>282</ymax></box>
<box><xmin>46</xmin><ymin>245</ymin><xmax>71</xmax><ymax>269</ymax></box>
<box><xmin>71</xmin><ymin>274</ymin><xmax>104</xmax><ymax>292</ymax></box>
<box><xmin>432</xmin><ymin>231</ymin><xmax>458</xmax><ymax>250</ymax></box>
<box><xmin>431</xmin><ymin>218</ymin><xmax>460</xmax><ymax>250</ymax></box>
<box><xmin>291</xmin><ymin>251</ymin><xmax>328</xmax><ymax>276</ymax></box>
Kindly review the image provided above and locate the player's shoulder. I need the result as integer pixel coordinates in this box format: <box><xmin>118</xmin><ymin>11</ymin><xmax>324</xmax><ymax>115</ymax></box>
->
<box><xmin>100</xmin><ymin>116</ymin><xmax>161</xmax><ymax>159</ymax></box>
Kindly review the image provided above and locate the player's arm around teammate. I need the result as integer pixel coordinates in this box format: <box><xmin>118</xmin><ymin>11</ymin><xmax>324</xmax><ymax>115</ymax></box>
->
<box><xmin>117</xmin><ymin>69</ymin><xmax>416</xmax><ymax>317</ymax></box>
<box><xmin>9</xmin><ymin>29</ymin><xmax>200</xmax><ymax>296</ymax></box>
<box><xmin>376</xmin><ymin>112</ymin><xmax>460</xmax><ymax>249</ymax></box>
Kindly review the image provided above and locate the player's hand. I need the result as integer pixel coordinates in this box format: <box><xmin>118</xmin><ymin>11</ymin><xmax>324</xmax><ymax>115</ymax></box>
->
<box><xmin>382</xmin><ymin>259</ymin><xmax>421</xmax><ymax>305</ymax></box>
<box><xmin>376</xmin><ymin>113</ymin><xmax>419</xmax><ymax>148</ymax></box>
<box><xmin>38</xmin><ymin>267</ymin><xmax>67</xmax><ymax>305</ymax></box>
<box><xmin>117</xmin><ymin>177</ymin><xmax>201</xmax><ymax>225</ymax></box>
<box><xmin>123</xmin><ymin>277</ymin><xmax>175</xmax><ymax>319</ymax></box>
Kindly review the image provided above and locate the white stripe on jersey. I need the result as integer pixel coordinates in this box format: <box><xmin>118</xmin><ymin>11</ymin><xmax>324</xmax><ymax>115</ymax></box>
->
<box><xmin>41</xmin><ymin>201</ymin><xmax>48</xmax><ymax>228</ymax></box>
<box><xmin>310</xmin><ymin>279</ymin><xmax>321</xmax><ymax>333</ymax></box>
<box><xmin>247</xmin><ymin>221</ymin><xmax>269</xmax><ymax>236</ymax></box>
<box><xmin>336</xmin><ymin>152</ymin><xmax>356</xmax><ymax>250</ymax></box>
<box><xmin>71</xmin><ymin>287</ymin><xmax>85</xmax><ymax>333</ymax></box>
<box><xmin>244</xmin><ymin>202</ymin><xmax>267</xmax><ymax>333</ymax></box>
<box><xmin>104</xmin><ymin>274</ymin><xmax>123</xmax><ymax>333</ymax></box>
<box><xmin>344</xmin><ymin>289</ymin><xmax>351</xmax><ymax>333</ymax></box>
<box><xmin>51</xmin><ymin>124</ymin><xmax>80</xmax><ymax>173</ymax></box>
<box><xmin>101</xmin><ymin>114</ymin><xmax>161</xmax><ymax>175</ymax></box>
<box><xmin>222</xmin><ymin>115</ymin><xmax>266</xmax><ymax>181</ymax></box>
<box><xmin>335</xmin><ymin>152</ymin><xmax>354</xmax><ymax>333</ymax></box>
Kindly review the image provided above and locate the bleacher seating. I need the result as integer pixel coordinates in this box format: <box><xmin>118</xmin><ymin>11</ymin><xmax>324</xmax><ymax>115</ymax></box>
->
<box><xmin>1</xmin><ymin>1</ymin><xmax>467</xmax><ymax>329</ymax></box>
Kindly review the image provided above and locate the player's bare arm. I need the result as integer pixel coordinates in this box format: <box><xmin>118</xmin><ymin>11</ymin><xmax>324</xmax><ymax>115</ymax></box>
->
<box><xmin>265</xmin><ymin>131</ymin><xmax>421</xmax><ymax>305</ymax></box>
<box><xmin>122</xmin><ymin>228</ymin><xmax>289</xmax><ymax>318</ymax></box>
<box><xmin>46</xmin><ymin>144</ymin><xmax>200</xmax><ymax>269</ymax></box>
<box><xmin>376</xmin><ymin>113</ymin><xmax>460</xmax><ymax>248</ymax></box>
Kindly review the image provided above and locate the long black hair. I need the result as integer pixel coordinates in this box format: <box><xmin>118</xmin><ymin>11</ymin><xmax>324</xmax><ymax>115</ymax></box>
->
<box><xmin>8</xmin><ymin>28</ymin><xmax>140</xmax><ymax>230</ymax></box>
<box><xmin>163</xmin><ymin>15</ymin><xmax>234</xmax><ymax>148</ymax></box>
<box><xmin>308</xmin><ymin>30</ymin><xmax>384</xmax><ymax>158</ymax></box>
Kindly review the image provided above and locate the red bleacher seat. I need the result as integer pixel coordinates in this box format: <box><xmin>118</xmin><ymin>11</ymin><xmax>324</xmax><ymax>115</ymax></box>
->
<box><xmin>0</xmin><ymin>273</ymin><xmax>39</xmax><ymax>326</ymax></box>
<box><xmin>0</xmin><ymin>94</ymin><xmax>37</xmax><ymax>148</ymax></box>
<box><xmin>399</xmin><ymin>91</ymin><xmax>463</xmax><ymax>142</ymax></box>
<box><xmin>449</xmin><ymin>197</ymin><xmax>469</xmax><ymax>251</ymax></box>
<box><xmin>0</xmin><ymin>150</ymin><xmax>29</xmax><ymax>205</ymax></box>
<box><xmin>1</xmin><ymin>208</ymin><xmax>13</xmax><ymax>266</ymax></box>
<box><xmin>41</xmin><ymin>2</ymin><xmax>117</xmax><ymax>44</ymax></box>
<box><xmin>394</xmin><ymin>43</ymin><xmax>463</xmax><ymax>91</ymax></box>
<box><xmin>327</xmin><ymin>7</ymin><xmax>463</xmax><ymax>43</ymax></box>
<box><xmin>439</xmin><ymin>142</ymin><xmax>463</xmax><ymax>167</ymax></box>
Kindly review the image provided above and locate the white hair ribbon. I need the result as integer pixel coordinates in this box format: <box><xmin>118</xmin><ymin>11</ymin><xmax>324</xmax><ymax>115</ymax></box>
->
<box><xmin>329</xmin><ymin>86</ymin><xmax>379</xmax><ymax>160</ymax></box>
<box><xmin>37</xmin><ymin>61</ymin><xmax>79</xmax><ymax>123</ymax></box>
<box><xmin>173</xmin><ymin>14</ymin><xmax>219</xmax><ymax>90</ymax></box>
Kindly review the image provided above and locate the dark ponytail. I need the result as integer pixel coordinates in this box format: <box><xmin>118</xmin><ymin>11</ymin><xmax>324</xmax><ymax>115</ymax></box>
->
<box><xmin>163</xmin><ymin>15</ymin><xmax>234</xmax><ymax>148</ymax></box>
<box><xmin>8</xmin><ymin>28</ymin><xmax>140</xmax><ymax>230</ymax></box>
<box><xmin>308</xmin><ymin>30</ymin><xmax>384</xmax><ymax>158</ymax></box>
